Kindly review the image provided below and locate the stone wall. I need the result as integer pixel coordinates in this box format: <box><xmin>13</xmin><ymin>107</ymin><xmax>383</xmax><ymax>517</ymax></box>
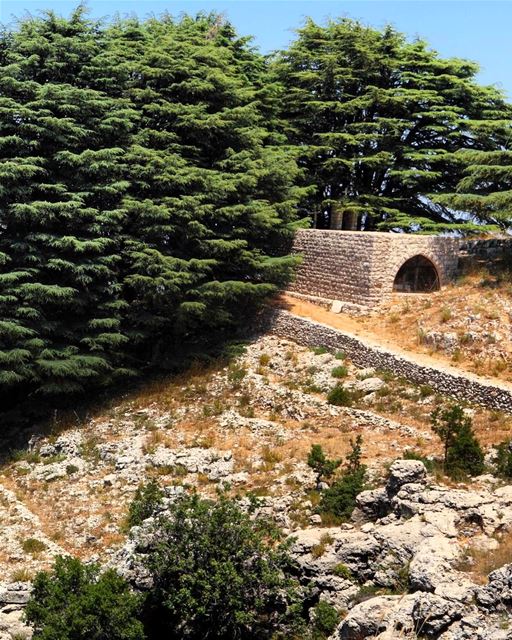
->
<box><xmin>290</xmin><ymin>230</ymin><xmax>460</xmax><ymax>307</ymax></box>
<box><xmin>261</xmin><ymin>308</ymin><xmax>512</xmax><ymax>413</ymax></box>
<box><xmin>460</xmin><ymin>237</ymin><xmax>512</xmax><ymax>261</ymax></box>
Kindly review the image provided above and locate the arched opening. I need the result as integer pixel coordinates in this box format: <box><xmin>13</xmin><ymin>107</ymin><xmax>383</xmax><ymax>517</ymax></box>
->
<box><xmin>393</xmin><ymin>255</ymin><xmax>440</xmax><ymax>293</ymax></box>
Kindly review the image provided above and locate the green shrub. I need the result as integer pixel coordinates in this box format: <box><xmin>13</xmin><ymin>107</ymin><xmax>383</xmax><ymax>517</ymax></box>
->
<box><xmin>446</xmin><ymin>421</ymin><xmax>485</xmax><ymax>478</ymax></box>
<box><xmin>419</xmin><ymin>384</ymin><xmax>434</xmax><ymax>398</ymax></box>
<box><xmin>332</xmin><ymin>563</ymin><xmax>354</xmax><ymax>581</ymax></box>
<box><xmin>311</xmin><ymin>346</ymin><xmax>328</xmax><ymax>355</ymax></box>
<box><xmin>327</xmin><ymin>385</ymin><xmax>353</xmax><ymax>407</ymax></box>
<box><xmin>317</xmin><ymin>436</ymin><xmax>366</xmax><ymax>521</ymax></box>
<box><xmin>307</xmin><ymin>445</ymin><xmax>341</xmax><ymax>484</ymax></box>
<box><xmin>318</xmin><ymin>468</ymin><xmax>366</xmax><ymax>521</ymax></box>
<box><xmin>126</xmin><ymin>480</ymin><xmax>164</xmax><ymax>529</ymax></box>
<box><xmin>25</xmin><ymin>556</ymin><xmax>144</xmax><ymax>640</ymax></box>
<box><xmin>331</xmin><ymin>366</ymin><xmax>348</xmax><ymax>379</ymax></box>
<box><xmin>440</xmin><ymin>306</ymin><xmax>452</xmax><ymax>323</ymax></box>
<box><xmin>334</xmin><ymin>351</ymin><xmax>346</xmax><ymax>360</ymax></box>
<box><xmin>310</xmin><ymin>601</ymin><xmax>339</xmax><ymax>639</ymax></box>
<box><xmin>142</xmin><ymin>493</ymin><xmax>303</xmax><ymax>639</ymax></box>
<box><xmin>431</xmin><ymin>404</ymin><xmax>484</xmax><ymax>478</ymax></box>
<box><xmin>228</xmin><ymin>366</ymin><xmax>247</xmax><ymax>384</ymax></box>
<box><xmin>495</xmin><ymin>441</ymin><xmax>512</xmax><ymax>478</ymax></box>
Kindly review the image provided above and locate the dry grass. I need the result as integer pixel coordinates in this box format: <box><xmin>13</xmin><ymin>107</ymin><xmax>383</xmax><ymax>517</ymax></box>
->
<box><xmin>280</xmin><ymin>277</ymin><xmax>512</xmax><ymax>383</ymax></box>
<box><xmin>457</xmin><ymin>531</ymin><xmax>512</xmax><ymax>584</ymax></box>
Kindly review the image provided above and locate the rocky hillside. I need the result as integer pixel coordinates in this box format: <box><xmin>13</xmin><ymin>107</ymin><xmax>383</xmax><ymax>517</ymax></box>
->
<box><xmin>1</xmin><ymin>333</ymin><xmax>512</xmax><ymax>638</ymax></box>
<box><xmin>285</xmin><ymin>264</ymin><xmax>512</xmax><ymax>383</ymax></box>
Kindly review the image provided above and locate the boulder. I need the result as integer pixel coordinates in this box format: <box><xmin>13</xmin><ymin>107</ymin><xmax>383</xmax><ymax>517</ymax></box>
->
<box><xmin>412</xmin><ymin>593</ymin><xmax>463</xmax><ymax>636</ymax></box>
<box><xmin>476</xmin><ymin>564</ymin><xmax>512</xmax><ymax>610</ymax></box>
<box><xmin>386</xmin><ymin>460</ymin><xmax>427</xmax><ymax>496</ymax></box>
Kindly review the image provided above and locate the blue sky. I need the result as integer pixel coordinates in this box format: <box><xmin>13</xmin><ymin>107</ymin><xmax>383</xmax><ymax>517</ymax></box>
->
<box><xmin>1</xmin><ymin>0</ymin><xmax>511</xmax><ymax>98</ymax></box>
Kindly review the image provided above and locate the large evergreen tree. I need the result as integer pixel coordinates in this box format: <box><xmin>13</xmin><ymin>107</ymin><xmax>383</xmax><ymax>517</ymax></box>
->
<box><xmin>434</xmin><ymin>149</ymin><xmax>512</xmax><ymax>229</ymax></box>
<box><xmin>0</xmin><ymin>9</ymin><xmax>135</xmax><ymax>414</ymax></box>
<box><xmin>274</xmin><ymin>18</ymin><xmax>512</xmax><ymax>232</ymax></box>
<box><xmin>0</xmin><ymin>10</ymin><xmax>304</xmax><ymax>420</ymax></box>
<box><xmin>102</xmin><ymin>15</ymin><xmax>304</xmax><ymax>364</ymax></box>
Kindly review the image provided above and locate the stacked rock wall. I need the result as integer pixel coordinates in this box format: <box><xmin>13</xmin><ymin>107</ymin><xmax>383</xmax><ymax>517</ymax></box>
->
<box><xmin>290</xmin><ymin>230</ymin><xmax>460</xmax><ymax>307</ymax></box>
<box><xmin>261</xmin><ymin>308</ymin><xmax>512</xmax><ymax>412</ymax></box>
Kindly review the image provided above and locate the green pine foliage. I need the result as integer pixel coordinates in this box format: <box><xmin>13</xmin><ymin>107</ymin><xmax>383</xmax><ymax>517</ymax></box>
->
<box><xmin>24</xmin><ymin>556</ymin><xmax>145</xmax><ymax>640</ymax></box>
<box><xmin>274</xmin><ymin>18</ymin><xmax>512</xmax><ymax>232</ymax></box>
<box><xmin>0</xmin><ymin>11</ymin><xmax>304</xmax><ymax>420</ymax></box>
<box><xmin>431</xmin><ymin>404</ymin><xmax>484</xmax><ymax>478</ymax></box>
<box><xmin>0</xmin><ymin>9</ymin><xmax>135</xmax><ymax>411</ymax></box>
<box><xmin>495</xmin><ymin>440</ymin><xmax>512</xmax><ymax>478</ymax></box>
<box><xmin>317</xmin><ymin>435</ymin><xmax>367</xmax><ymax>521</ymax></box>
<box><xmin>434</xmin><ymin>150</ymin><xmax>512</xmax><ymax>230</ymax></box>
<box><xmin>307</xmin><ymin>444</ymin><xmax>341</xmax><ymax>484</ymax></box>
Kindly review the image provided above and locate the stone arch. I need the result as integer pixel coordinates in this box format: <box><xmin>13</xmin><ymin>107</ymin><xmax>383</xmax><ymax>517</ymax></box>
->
<box><xmin>393</xmin><ymin>255</ymin><xmax>440</xmax><ymax>293</ymax></box>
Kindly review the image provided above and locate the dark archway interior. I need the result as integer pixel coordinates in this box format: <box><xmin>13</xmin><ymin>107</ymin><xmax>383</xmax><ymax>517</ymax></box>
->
<box><xmin>393</xmin><ymin>255</ymin><xmax>440</xmax><ymax>293</ymax></box>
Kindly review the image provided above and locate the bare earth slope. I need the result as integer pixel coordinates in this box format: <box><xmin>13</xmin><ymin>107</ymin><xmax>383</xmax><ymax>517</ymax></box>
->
<box><xmin>1</xmin><ymin>329</ymin><xmax>512</xmax><ymax>639</ymax></box>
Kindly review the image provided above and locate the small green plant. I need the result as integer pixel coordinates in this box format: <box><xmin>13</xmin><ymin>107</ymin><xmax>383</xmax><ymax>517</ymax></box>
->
<box><xmin>125</xmin><ymin>479</ymin><xmax>164</xmax><ymax>529</ymax></box>
<box><xmin>332</xmin><ymin>563</ymin><xmax>354</xmax><ymax>581</ymax></box>
<box><xmin>419</xmin><ymin>384</ymin><xmax>434</xmax><ymax>398</ymax></box>
<box><xmin>307</xmin><ymin>445</ymin><xmax>341</xmax><ymax>484</ymax></box>
<box><xmin>431</xmin><ymin>404</ymin><xmax>484</xmax><ymax>478</ymax></box>
<box><xmin>327</xmin><ymin>384</ymin><xmax>353</xmax><ymax>407</ymax></box>
<box><xmin>310</xmin><ymin>346</ymin><xmax>328</xmax><ymax>355</ymax></box>
<box><xmin>66</xmin><ymin>464</ymin><xmax>79</xmax><ymax>476</ymax></box>
<box><xmin>310</xmin><ymin>600</ymin><xmax>339</xmax><ymax>639</ymax></box>
<box><xmin>228</xmin><ymin>365</ymin><xmax>247</xmax><ymax>385</ymax></box>
<box><xmin>259</xmin><ymin>353</ymin><xmax>271</xmax><ymax>366</ymax></box>
<box><xmin>331</xmin><ymin>365</ymin><xmax>348</xmax><ymax>379</ymax></box>
<box><xmin>10</xmin><ymin>449</ymin><xmax>41</xmax><ymax>464</ymax></box>
<box><xmin>440</xmin><ymin>306</ymin><xmax>452</xmax><ymax>323</ymax></box>
<box><xmin>334</xmin><ymin>351</ymin><xmax>346</xmax><ymax>360</ymax></box>
<box><xmin>317</xmin><ymin>436</ymin><xmax>366</xmax><ymax>521</ymax></box>
<box><xmin>22</xmin><ymin>538</ymin><xmax>47</xmax><ymax>555</ymax></box>
<box><xmin>11</xmin><ymin>568</ymin><xmax>33</xmax><ymax>582</ymax></box>
<box><xmin>311</xmin><ymin>533</ymin><xmax>334</xmax><ymax>558</ymax></box>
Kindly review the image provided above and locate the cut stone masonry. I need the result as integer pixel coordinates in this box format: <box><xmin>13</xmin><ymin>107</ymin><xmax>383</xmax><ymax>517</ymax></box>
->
<box><xmin>289</xmin><ymin>230</ymin><xmax>460</xmax><ymax>307</ymax></box>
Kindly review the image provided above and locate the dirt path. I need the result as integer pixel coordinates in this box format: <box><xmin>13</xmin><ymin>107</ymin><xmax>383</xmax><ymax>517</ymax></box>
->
<box><xmin>277</xmin><ymin>294</ymin><xmax>512</xmax><ymax>392</ymax></box>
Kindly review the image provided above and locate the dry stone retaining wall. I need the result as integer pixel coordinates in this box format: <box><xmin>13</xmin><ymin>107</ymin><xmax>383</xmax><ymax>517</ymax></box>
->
<box><xmin>290</xmin><ymin>230</ymin><xmax>460</xmax><ymax>307</ymax></box>
<box><xmin>261</xmin><ymin>308</ymin><xmax>512</xmax><ymax>413</ymax></box>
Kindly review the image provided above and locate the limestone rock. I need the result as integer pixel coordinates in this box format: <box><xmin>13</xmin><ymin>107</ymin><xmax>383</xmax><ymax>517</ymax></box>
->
<box><xmin>386</xmin><ymin>460</ymin><xmax>427</xmax><ymax>496</ymax></box>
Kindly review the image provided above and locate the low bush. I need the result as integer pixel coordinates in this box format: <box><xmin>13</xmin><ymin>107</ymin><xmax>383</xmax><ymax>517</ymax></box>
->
<box><xmin>142</xmin><ymin>493</ymin><xmax>304</xmax><ymax>639</ymax></box>
<box><xmin>310</xmin><ymin>346</ymin><xmax>328</xmax><ymax>355</ymax></box>
<box><xmin>495</xmin><ymin>440</ymin><xmax>512</xmax><ymax>478</ymax></box>
<box><xmin>22</xmin><ymin>539</ymin><xmax>46</xmax><ymax>555</ymax></box>
<box><xmin>126</xmin><ymin>480</ymin><xmax>164</xmax><ymax>529</ymax></box>
<box><xmin>317</xmin><ymin>436</ymin><xmax>366</xmax><ymax>521</ymax></box>
<box><xmin>431</xmin><ymin>404</ymin><xmax>484</xmax><ymax>479</ymax></box>
<box><xmin>331</xmin><ymin>366</ymin><xmax>348</xmax><ymax>379</ymax></box>
<box><xmin>310</xmin><ymin>601</ymin><xmax>339</xmax><ymax>639</ymax></box>
<box><xmin>327</xmin><ymin>385</ymin><xmax>353</xmax><ymax>407</ymax></box>
<box><xmin>25</xmin><ymin>556</ymin><xmax>144</xmax><ymax>640</ymax></box>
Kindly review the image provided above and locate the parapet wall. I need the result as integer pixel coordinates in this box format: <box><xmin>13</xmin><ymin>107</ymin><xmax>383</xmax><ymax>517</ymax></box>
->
<box><xmin>289</xmin><ymin>230</ymin><xmax>460</xmax><ymax>307</ymax></box>
<box><xmin>261</xmin><ymin>308</ymin><xmax>512</xmax><ymax>413</ymax></box>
